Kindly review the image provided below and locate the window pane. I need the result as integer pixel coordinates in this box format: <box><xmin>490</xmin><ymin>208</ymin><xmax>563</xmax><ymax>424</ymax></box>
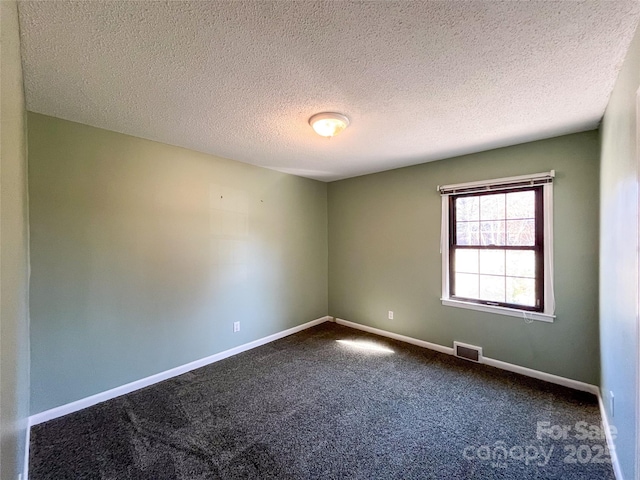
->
<box><xmin>456</xmin><ymin>197</ymin><xmax>479</xmax><ymax>222</ymax></box>
<box><xmin>480</xmin><ymin>221</ymin><xmax>505</xmax><ymax>246</ymax></box>
<box><xmin>455</xmin><ymin>249</ymin><xmax>479</xmax><ymax>274</ymax></box>
<box><xmin>480</xmin><ymin>194</ymin><xmax>505</xmax><ymax>220</ymax></box>
<box><xmin>506</xmin><ymin>219</ymin><xmax>535</xmax><ymax>246</ymax></box>
<box><xmin>506</xmin><ymin>191</ymin><xmax>535</xmax><ymax>219</ymax></box>
<box><xmin>480</xmin><ymin>275</ymin><xmax>505</xmax><ymax>302</ymax></box>
<box><xmin>479</xmin><ymin>250</ymin><xmax>505</xmax><ymax>275</ymax></box>
<box><xmin>456</xmin><ymin>222</ymin><xmax>479</xmax><ymax>245</ymax></box>
<box><xmin>506</xmin><ymin>250</ymin><xmax>535</xmax><ymax>278</ymax></box>
<box><xmin>455</xmin><ymin>273</ymin><xmax>479</xmax><ymax>299</ymax></box>
<box><xmin>506</xmin><ymin>277</ymin><xmax>536</xmax><ymax>306</ymax></box>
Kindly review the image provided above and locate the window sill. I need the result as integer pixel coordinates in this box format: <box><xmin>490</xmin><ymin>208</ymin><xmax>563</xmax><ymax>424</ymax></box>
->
<box><xmin>441</xmin><ymin>298</ymin><xmax>555</xmax><ymax>323</ymax></box>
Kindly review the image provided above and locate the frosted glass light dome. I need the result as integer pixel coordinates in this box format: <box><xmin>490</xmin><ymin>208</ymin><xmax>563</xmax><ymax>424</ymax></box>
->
<box><xmin>309</xmin><ymin>112</ymin><xmax>350</xmax><ymax>138</ymax></box>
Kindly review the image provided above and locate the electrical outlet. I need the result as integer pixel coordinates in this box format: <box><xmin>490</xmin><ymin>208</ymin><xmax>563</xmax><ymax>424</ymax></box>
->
<box><xmin>388</xmin><ymin>311</ymin><xmax>394</xmax><ymax>320</ymax></box>
<box><xmin>233</xmin><ymin>321</ymin><xmax>240</xmax><ymax>333</ymax></box>
<box><xmin>610</xmin><ymin>391</ymin><xmax>614</xmax><ymax>417</ymax></box>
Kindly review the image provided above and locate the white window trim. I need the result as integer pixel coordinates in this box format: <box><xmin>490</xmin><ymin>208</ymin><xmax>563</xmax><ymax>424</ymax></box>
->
<box><xmin>439</xmin><ymin>172</ymin><xmax>556</xmax><ymax>323</ymax></box>
<box><xmin>440</xmin><ymin>298</ymin><xmax>555</xmax><ymax>323</ymax></box>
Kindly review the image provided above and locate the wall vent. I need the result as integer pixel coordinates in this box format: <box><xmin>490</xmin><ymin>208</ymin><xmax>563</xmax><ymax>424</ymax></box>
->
<box><xmin>454</xmin><ymin>341</ymin><xmax>483</xmax><ymax>363</ymax></box>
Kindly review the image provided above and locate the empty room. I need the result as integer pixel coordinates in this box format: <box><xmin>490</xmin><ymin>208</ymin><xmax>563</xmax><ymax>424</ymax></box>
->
<box><xmin>2</xmin><ymin>1</ymin><xmax>640</xmax><ymax>479</ymax></box>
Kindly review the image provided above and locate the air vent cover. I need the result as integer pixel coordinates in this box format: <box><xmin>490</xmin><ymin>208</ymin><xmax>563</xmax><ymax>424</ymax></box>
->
<box><xmin>454</xmin><ymin>342</ymin><xmax>483</xmax><ymax>363</ymax></box>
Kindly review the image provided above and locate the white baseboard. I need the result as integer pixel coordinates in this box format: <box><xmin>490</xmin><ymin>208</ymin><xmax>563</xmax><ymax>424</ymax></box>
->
<box><xmin>481</xmin><ymin>357</ymin><xmax>599</xmax><ymax>395</ymax></box>
<box><xmin>29</xmin><ymin>316</ymin><xmax>331</xmax><ymax>427</ymax></box>
<box><xmin>334</xmin><ymin>317</ymin><xmax>598</xmax><ymax>394</ymax></box>
<box><xmin>23</xmin><ymin>419</ymin><xmax>30</xmax><ymax>480</ymax></box>
<box><xmin>597</xmin><ymin>391</ymin><xmax>624</xmax><ymax>480</ymax></box>
<box><xmin>334</xmin><ymin>318</ymin><xmax>455</xmax><ymax>355</ymax></box>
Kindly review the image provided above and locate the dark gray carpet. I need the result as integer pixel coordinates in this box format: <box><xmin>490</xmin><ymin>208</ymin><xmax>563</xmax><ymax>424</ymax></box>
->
<box><xmin>30</xmin><ymin>322</ymin><xmax>613</xmax><ymax>479</ymax></box>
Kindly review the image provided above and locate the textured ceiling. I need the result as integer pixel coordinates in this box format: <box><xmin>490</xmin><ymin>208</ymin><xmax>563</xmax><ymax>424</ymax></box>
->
<box><xmin>18</xmin><ymin>1</ymin><xmax>640</xmax><ymax>181</ymax></box>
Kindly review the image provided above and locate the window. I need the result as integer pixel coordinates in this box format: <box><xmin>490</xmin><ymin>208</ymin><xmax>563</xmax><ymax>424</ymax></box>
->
<box><xmin>439</xmin><ymin>172</ymin><xmax>555</xmax><ymax>322</ymax></box>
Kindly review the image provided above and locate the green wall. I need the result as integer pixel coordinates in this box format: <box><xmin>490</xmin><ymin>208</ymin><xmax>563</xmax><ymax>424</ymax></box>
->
<box><xmin>600</xmin><ymin>22</ymin><xmax>640</xmax><ymax>480</ymax></box>
<box><xmin>28</xmin><ymin>113</ymin><xmax>603</xmax><ymax>423</ymax></box>
<box><xmin>1</xmin><ymin>1</ymin><xmax>31</xmax><ymax>478</ymax></box>
<box><xmin>329</xmin><ymin>131</ymin><xmax>600</xmax><ymax>385</ymax></box>
<box><xmin>28</xmin><ymin>113</ymin><xmax>328</xmax><ymax>414</ymax></box>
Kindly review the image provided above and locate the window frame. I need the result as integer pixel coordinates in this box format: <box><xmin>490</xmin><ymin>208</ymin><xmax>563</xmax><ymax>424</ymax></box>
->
<box><xmin>448</xmin><ymin>186</ymin><xmax>544</xmax><ymax>312</ymax></box>
<box><xmin>439</xmin><ymin>173</ymin><xmax>556</xmax><ymax>323</ymax></box>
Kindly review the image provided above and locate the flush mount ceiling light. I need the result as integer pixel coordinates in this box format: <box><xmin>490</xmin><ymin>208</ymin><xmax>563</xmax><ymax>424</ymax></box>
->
<box><xmin>309</xmin><ymin>112</ymin><xmax>350</xmax><ymax>138</ymax></box>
